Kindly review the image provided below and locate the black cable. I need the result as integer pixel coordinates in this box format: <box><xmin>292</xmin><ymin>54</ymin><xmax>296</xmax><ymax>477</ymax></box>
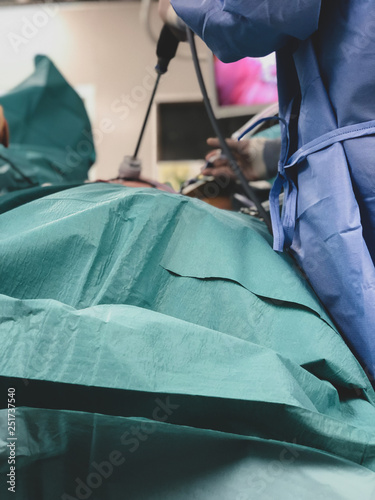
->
<box><xmin>186</xmin><ymin>28</ymin><xmax>273</xmax><ymax>234</ymax></box>
<box><xmin>133</xmin><ymin>73</ymin><xmax>161</xmax><ymax>159</ymax></box>
<box><xmin>133</xmin><ymin>24</ymin><xmax>180</xmax><ymax>159</ymax></box>
<box><xmin>0</xmin><ymin>153</ymin><xmax>36</xmax><ymax>187</ymax></box>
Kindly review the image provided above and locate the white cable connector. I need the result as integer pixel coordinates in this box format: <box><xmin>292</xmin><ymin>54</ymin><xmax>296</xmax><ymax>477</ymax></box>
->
<box><xmin>118</xmin><ymin>156</ymin><xmax>142</xmax><ymax>179</ymax></box>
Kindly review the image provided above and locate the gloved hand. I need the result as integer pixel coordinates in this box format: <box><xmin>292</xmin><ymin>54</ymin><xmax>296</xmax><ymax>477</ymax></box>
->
<box><xmin>202</xmin><ymin>137</ymin><xmax>269</xmax><ymax>181</ymax></box>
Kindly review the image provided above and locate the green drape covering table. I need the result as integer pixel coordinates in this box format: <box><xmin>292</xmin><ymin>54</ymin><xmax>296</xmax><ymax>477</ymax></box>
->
<box><xmin>0</xmin><ymin>184</ymin><xmax>374</xmax><ymax>498</ymax></box>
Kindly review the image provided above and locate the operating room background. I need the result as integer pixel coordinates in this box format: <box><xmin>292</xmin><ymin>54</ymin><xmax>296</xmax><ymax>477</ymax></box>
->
<box><xmin>0</xmin><ymin>1</ymin><xmax>208</xmax><ymax>181</ymax></box>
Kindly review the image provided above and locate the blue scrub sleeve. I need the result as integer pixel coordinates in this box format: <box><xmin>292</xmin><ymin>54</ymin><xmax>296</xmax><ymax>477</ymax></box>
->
<box><xmin>171</xmin><ymin>0</ymin><xmax>322</xmax><ymax>61</ymax></box>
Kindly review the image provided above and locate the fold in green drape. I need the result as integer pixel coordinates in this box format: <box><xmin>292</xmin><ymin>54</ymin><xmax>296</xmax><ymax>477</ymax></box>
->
<box><xmin>0</xmin><ymin>184</ymin><xmax>374</xmax><ymax>498</ymax></box>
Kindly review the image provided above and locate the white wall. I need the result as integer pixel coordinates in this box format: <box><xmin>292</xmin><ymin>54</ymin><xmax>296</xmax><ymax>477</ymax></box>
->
<box><xmin>0</xmin><ymin>1</ymin><xmax>208</xmax><ymax>179</ymax></box>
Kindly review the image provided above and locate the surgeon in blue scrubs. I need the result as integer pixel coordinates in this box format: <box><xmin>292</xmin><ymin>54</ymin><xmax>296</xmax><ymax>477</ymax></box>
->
<box><xmin>160</xmin><ymin>0</ymin><xmax>375</xmax><ymax>383</ymax></box>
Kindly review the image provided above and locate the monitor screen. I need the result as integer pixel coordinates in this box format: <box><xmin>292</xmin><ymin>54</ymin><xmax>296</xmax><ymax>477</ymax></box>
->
<box><xmin>208</xmin><ymin>52</ymin><xmax>278</xmax><ymax>118</ymax></box>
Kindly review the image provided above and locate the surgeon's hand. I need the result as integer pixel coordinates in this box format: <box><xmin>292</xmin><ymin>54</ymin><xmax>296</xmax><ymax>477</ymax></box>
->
<box><xmin>203</xmin><ymin>137</ymin><xmax>269</xmax><ymax>181</ymax></box>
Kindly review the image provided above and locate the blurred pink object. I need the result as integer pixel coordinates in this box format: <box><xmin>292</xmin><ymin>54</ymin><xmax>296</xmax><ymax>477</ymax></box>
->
<box><xmin>214</xmin><ymin>55</ymin><xmax>278</xmax><ymax>106</ymax></box>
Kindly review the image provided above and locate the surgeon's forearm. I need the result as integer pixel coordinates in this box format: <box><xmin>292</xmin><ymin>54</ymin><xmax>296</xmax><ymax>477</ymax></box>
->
<box><xmin>170</xmin><ymin>0</ymin><xmax>322</xmax><ymax>61</ymax></box>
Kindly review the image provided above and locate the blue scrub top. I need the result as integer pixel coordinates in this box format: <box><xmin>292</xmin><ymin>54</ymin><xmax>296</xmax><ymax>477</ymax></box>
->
<box><xmin>172</xmin><ymin>0</ymin><xmax>375</xmax><ymax>383</ymax></box>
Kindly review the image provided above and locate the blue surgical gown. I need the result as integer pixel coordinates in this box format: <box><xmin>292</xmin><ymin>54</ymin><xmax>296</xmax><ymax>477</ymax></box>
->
<box><xmin>171</xmin><ymin>0</ymin><xmax>375</xmax><ymax>382</ymax></box>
